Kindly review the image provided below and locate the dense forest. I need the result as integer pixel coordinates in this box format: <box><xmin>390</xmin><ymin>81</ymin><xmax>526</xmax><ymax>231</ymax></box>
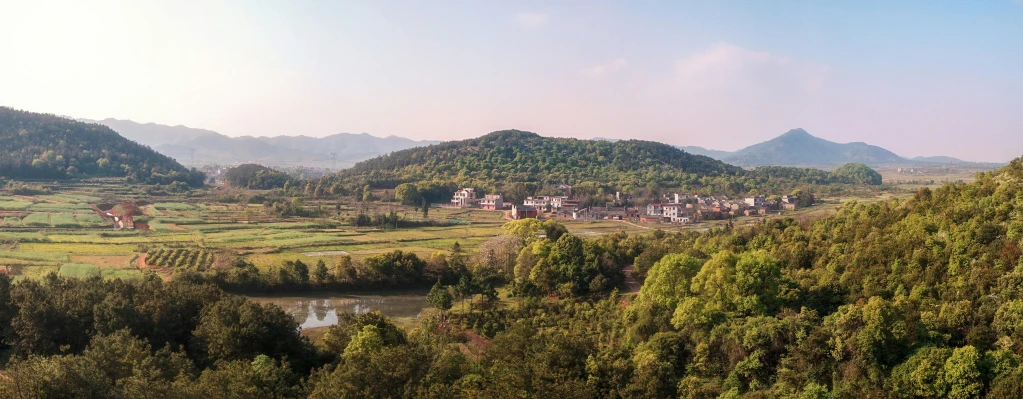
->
<box><xmin>224</xmin><ymin>163</ymin><xmax>295</xmax><ymax>189</ymax></box>
<box><xmin>324</xmin><ymin>130</ymin><xmax>884</xmax><ymax>202</ymax></box>
<box><xmin>0</xmin><ymin>107</ymin><xmax>204</xmax><ymax>186</ymax></box>
<box><xmin>343</xmin><ymin>130</ymin><xmax>741</xmax><ymax>186</ymax></box>
<box><xmin>3</xmin><ymin>157</ymin><xmax>1023</xmax><ymax>398</ymax></box>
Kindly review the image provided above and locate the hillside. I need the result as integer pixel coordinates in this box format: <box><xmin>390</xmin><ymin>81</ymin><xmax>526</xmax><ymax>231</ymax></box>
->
<box><xmin>722</xmin><ymin>128</ymin><xmax>904</xmax><ymax>166</ymax></box>
<box><xmin>343</xmin><ymin>130</ymin><xmax>742</xmax><ymax>188</ymax></box>
<box><xmin>0</xmin><ymin>108</ymin><xmax>204</xmax><ymax>186</ymax></box>
<box><xmin>81</xmin><ymin>118</ymin><xmax>438</xmax><ymax>167</ymax></box>
<box><xmin>223</xmin><ymin>164</ymin><xmax>293</xmax><ymax>189</ymax></box>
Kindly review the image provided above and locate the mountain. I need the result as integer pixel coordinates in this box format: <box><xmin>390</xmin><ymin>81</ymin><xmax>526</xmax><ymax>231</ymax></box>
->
<box><xmin>80</xmin><ymin>118</ymin><xmax>439</xmax><ymax>168</ymax></box>
<box><xmin>1</xmin><ymin>108</ymin><xmax>204</xmax><ymax>186</ymax></box>
<box><xmin>678</xmin><ymin>129</ymin><xmax>1002</xmax><ymax>168</ymax></box>
<box><xmin>679</xmin><ymin>146</ymin><xmax>734</xmax><ymax>160</ymax></box>
<box><xmin>722</xmin><ymin>129</ymin><xmax>905</xmax><ymax>167</ymax></box>
<box><xmin>912</xmin><ymin>156</ymin><xmax>965</xmax><ymax>164</ymax></box>
<box><xmin>342</xmin><ymin>130</ymin><xmax>742</xmax><ymax>189</ymax></box>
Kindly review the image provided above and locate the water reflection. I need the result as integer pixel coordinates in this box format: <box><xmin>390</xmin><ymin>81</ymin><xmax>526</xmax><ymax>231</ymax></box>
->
<box><xmin>248</xmin><ymin>293</ymin><xmax>430</xmax><ymax>329</ymax></box>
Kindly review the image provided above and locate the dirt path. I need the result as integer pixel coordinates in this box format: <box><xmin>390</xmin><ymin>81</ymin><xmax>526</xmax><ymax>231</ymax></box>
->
<box><xmin>614</xmin><ymin>219</ymin><xmax>654</xmax><ymax>230</ymax></box>
<box><xmin>622</xmin><ymin>265</ymin><xmax>641</xmax><ymax>293</ymax></box>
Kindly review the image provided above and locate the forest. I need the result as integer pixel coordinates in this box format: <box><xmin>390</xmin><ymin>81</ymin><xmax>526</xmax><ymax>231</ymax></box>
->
<box><xmin>1</xmin><ymin>157</ymin><xmax>1022</xmax><ymax>398</ymax></box>
<box><xmin>224</xmin><ymin>163</ymin><xmax>295</xmax><ymax>190</ymax></box>
<box><xmin>0</xmin><ymin>107</ymin><xmax>205</xmax><ymax>186</ymax></box>
<box><xmin>321</xmin><ymin>130</ymin><xmax>885</xmax><ymax>203</ymax></box>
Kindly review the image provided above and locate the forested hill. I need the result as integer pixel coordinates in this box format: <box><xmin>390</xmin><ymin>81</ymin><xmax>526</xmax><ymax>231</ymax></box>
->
<box><xmin>342</xmin><ymin>130</ymin><xmax>743</xmax><ymax>188</ymax></box>
<box><xmin>0</xmin><ymin>107</ymin><xmax>204</xmax><ymax>186</ymax></box>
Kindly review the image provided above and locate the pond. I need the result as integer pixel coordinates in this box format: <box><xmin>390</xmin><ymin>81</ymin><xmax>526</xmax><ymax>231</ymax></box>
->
<box><xmin>247</xmin><ymin>292</ymin><xmax>431</xmax><ymax>329</ymax></box>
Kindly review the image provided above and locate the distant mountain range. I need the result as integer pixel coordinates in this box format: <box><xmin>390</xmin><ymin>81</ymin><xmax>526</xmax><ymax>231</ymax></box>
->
<box><xmin>673</xmin><ymin>129</ymin><xmax>998</xmax><ymax>168</ymax></box>
<box><xmin>79</xmin><ymin>118</ymin><xmax>439</xmax><ymax>168</ymax></box>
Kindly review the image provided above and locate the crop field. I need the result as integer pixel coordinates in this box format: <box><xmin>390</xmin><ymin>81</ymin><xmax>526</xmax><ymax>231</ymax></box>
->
<box><xmin>153</xmin><ymin>202</ymin><xmax>195</xmax><ymax>210</ymax></box>
<box><xmin>145</xmin><ymin>248</ymin><xmax>214</xmax><ymax>270</ymax></box>
<box><xmin>50</xmin><ymin>214</ymin><xmax>80</xmax><ymax>228</ymax></box>
<box><xmin>75</xmin><ymin>213</ymin><xmax>107</xmax><ymax>227</ymax></box>
<box><xmin>58</xmin><ymin>263</ymin><xmax>101</xmax><ymax>278</ymax></box>
<box><xmin>0</xmin><ymin>178</ymin><xmax>882</xmax><ymax>283</ymax></box>
<box><xmin>0</xmin><ymin>198</ymin><xmax>33</xmax><ymax>210</ymax></box>
<box><xmin>27</xmin><ymin>202</ymin><xmax>93</xmax><ymax>212</ymax></box>
<box><xmin>39</xmin><ymin>194</ymin><xmax>102</xmax><ymax>203</ymax></box>
<box><xmin>22</xmin><ymin>213</ymin><xmax>51</xmax><ymax>227</ymax></box>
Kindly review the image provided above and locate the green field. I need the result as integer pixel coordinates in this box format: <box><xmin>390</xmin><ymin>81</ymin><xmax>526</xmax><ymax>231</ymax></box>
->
<box><xmin>58</xmin><ymin>263</ymin><xmax>101</xmax><ymax>278</ymax></box>
<box><xmin>50</xmin><ymin>214</ymin><xmax>80</xmax><ymax>228</ymax></box>
<box><xmin>153</xmin><ymin>202</ymin><xmax>195</xmax><ymax>210</ymax></box>
<box><xmin>21</xmin><ymin>213</ymin><xmax>51</xmax><ymax>227</ymax></box>
<box><xmin>75</xmin><ymin>213</ymin><xmax>107</xmax><ymax>227</ymax></box>
<box><xmin>0</xmin><ymin>198</ymin><xmax>32</xmax><ymax>210</ymax></box>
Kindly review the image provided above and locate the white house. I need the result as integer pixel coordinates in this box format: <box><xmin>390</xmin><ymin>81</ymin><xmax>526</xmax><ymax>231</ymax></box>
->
<box><xmin>451</xmin><ymin>188</ymin><xmax>480</xmax><ymax>208</ymax></box>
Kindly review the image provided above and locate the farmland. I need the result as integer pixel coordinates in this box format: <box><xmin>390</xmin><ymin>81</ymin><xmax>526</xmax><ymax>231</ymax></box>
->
<box><xmin>0</xmin><ymin>178</ymin><xmax>900</xmax><ymax>285</ymax></box>
<box><xmin>0</xmin><ymin>181</ymin><xmax>664</xmax><ymax>283</ymax></box>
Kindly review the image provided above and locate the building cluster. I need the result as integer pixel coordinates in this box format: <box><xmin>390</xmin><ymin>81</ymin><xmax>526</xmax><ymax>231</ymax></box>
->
<box><xmin>449</xmin><ymin>188</ymin><xmax>799</xmax><ymax>223</ymax></box>
<box><xmin>450</xmin><ymin>188</ymin><xmax>506</xmax><ymax>210</ymax></box>
<box><xmin>642</xmin><ymin>193</ymin><xmax>798</xmax><ymax>224</ymax></box>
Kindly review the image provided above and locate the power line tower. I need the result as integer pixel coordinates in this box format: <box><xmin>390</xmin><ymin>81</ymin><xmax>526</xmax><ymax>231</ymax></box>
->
<box><xmin>189</xmin><ymin>148</ymin><xmax>196</xmax><ymax>165</ymax></box>
<box><xmin>947</xmin><ymin>159</ymin><xmax>953</xmax><ymax>183</ymax></box>
<box><xmin>330</xmin><ymin>152</ymin><xmax>338</xmax><ymax>169</ymax></box>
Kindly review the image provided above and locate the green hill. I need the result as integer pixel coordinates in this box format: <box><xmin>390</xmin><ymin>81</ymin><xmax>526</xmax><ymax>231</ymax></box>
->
<box><xmin>342</xmin><ymin>130</ymin><xmax>742</xmax><ymax>189</ymax></box>
<box><xmin>330</xmin><ymin>130</ymin><xmax>885</xmax><ymax>203</ymax></box>
<box><xmin>0</xmin><ymin>107</ymin><xmax>204</xmax><ymax>186</ymax></box>
<box><xmin>224</xmin><ymin>164</ymin><xmax>293</xmax><ymax>189</ymax></box>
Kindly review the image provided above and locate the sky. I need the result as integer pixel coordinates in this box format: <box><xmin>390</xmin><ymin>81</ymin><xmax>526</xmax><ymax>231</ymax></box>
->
<box><xmin>2</xmin><ymin>0</ymin><xmax>1022</xmax><ymax>162</ymax></box>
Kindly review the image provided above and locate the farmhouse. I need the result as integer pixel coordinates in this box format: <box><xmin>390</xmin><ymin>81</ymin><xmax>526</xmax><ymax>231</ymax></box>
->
<box><xmin>511</xmin><ymin>204</ymin><xmax>538</xmax><ymax>220</ymax></box>
<box><xmin>450</xmin><ymin>188</ymin><xmax>480</xmax><ymax>208</ymax></box>
<box><xmin>523</xmin><ymin>196</ymin><xmax>551</xmax><ymax>211</ymax></box>
<box><xmin>480</xmin><ymin>194</ymin><xmax>504</xmax><ymax>210</ymax></box>
<box><xmin>745</xmin><ymin>195</ymin><xmax>765</xmax><ymax>207</ymax></box>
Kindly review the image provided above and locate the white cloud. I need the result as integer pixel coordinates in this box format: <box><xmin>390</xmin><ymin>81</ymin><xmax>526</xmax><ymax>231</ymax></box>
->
<box><xmin>581</xmin><ymin>58</ymin><xmax>628</xmax><ymax>78</ymax></box>
<box><xmin>674</xmin><ymin>42</ymin><xmax>830</xmax><ymax>90</ymax></box>
<box><xmin>514</xmin><ymin>12</ymin><xmax>548</xmax><ymax>26</ymax></box>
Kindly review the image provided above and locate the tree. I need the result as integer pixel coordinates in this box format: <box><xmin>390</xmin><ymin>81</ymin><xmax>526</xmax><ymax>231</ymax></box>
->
<box><xmin>940</xmin><ymin>346</ymin><xmax>983</xmax><ymax>399</ymax></box>
<box><xmin>639</xmin><ymin>253</ymin><xmax>703</xmax><ymax>308</ymax></box>
<box><xmin>312</xmin><ymin>260</ymin><xmax>329</xmax><ymax>284</ymax></box>
<box><xmin>395</xmin><ymin>183</ymin><xmax>422</xmax><ymax>206</ymax></box>
<box><xmin>190</xmin><ymin>296</ymin><xmax>314</xmax><ymax>369</ymax></box>
<box><xmin>291</xmin><ymin>260</ymin><xmax>309</xmax><ymax>285</ymax></box>
<box><xmin>454</xmin><ymin>275</ymin><xmax>472</xmax><ymax>313</ymax></box>
<box><xmin>427</xmin><ymin>281</ymin><xmax>453</xmax><ymax>318</ymax></box>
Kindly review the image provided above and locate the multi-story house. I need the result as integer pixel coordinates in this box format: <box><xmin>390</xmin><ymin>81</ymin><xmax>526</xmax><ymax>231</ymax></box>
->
<box><xmin>480</xmin><ymin>194</ymin><xmax>503</xmax><ymax>210</ymax></box>
<box><xmin>451</xmin><ymin>188</ymin><xmax>480</xmax><ymax>208</ymax></box>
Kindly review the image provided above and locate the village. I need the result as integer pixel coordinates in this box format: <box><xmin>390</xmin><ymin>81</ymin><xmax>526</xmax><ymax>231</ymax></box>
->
<box><xmin>449</xmin><ymin>187</ymin><xmax>803</xmax><ymax>224</ymax></box>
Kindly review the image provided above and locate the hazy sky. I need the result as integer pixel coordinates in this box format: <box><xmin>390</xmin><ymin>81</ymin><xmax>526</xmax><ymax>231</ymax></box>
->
<box><xmin>2</xmin><ymin>1</ymin><xmax>1021</xmax><ymax>162</ymax></box>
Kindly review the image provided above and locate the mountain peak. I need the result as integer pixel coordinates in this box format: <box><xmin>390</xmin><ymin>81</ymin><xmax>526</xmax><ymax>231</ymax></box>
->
<box><xmin>780</xmin><ymin>128</ymin><xmax>811</xmax><ymax>138</ymax></box>
<box><xmin>723</xmin><ymin>128</ymin><xmax>905</xmax><ymax>166</ymax></box>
